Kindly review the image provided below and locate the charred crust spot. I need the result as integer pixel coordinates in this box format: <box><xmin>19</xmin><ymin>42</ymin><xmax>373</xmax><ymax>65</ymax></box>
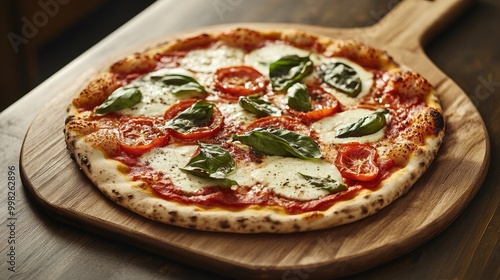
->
<box><xmin>429</xmin><ymin>109</ymin><xmax>445</xmax><ymax>134</ymax></box>
<box><xmin>219</xmin><ymin>220</ymin><xmax>230</xmax><ymax>229</ymax></box>
<box><xmin>236</xmin><ymin>217</ymin><xmax>247</xmax><ymax>223</ymax></box>
<box><xmin>168</xmin><ymin>211</ymin><xmax>178</xmax><ymax>217</ymax></box>
<box><xmin>419</xmin><ymin>161</ymin><xmax>425</xmax><ymax>167</ymax></box>
<box><xmin>341</xmin><ymin>208</ymin><xmax>351</xmax><ymax>214</ymax></box>
<box><xmin>127</xmin><ymin>194</ymin><xmax>134</xmax><ymax>200</ymax></box>
<box><xmin>111</xmin><ymin>189</ymin><xmax>123</xmax><ymax>201</ymax></box>
<box><xmin>364</xmin><ymin>195</ymin><xmax>371</xmax><ymax>199</ymax></box>
<box><xmin>169</xmin><ymin>217</ymin><xmax>176</xmax><ymax>223</ymax></box>
<box><xmin>361</xmin><ymin>206</ymin><xmax>368</xmax><ymax>215</ymax></box>
<box><xmin>378</xmin><ymin>197</ymin><xmax>384</xmax><ymax>206</ymax></box>
<box><xmin>190</xmin><ymin>216</ymin><xmax>197</xmax><ymax>222</ymax></box>
<box><xmin>65</xmin><ymin>115</ymin><xmax>75</xmax><ymax>125</ymax></box>
<box><xmin>410</xmin><ymin>172</ymin><xmax>416</xmax><ymax>180</ymax></box>
<box><xmin>293</xmin><ymin>224</ymin><xmax>301</xmax><ymax>231</ymax></box>
<box><xmin>80</xmin><ymin>156</ymin><xmax>91</xmax><ymax>171</ymax></box>
<box><xmin>348</xmin><ymin>215</ymin><xmax>355</xmax><ymax>219</ymax></box>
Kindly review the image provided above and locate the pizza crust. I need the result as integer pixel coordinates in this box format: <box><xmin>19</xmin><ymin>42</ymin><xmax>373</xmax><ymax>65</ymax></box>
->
<box><xmin>65</xmin><ymin>28</ymin><xmax>445</xmax><ymax>233</ymax></box>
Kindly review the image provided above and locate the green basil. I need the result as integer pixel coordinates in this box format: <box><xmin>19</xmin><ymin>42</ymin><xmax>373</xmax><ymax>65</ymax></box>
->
<box><xmin>94</xmin><ymin>87</ymin><xmax>142</xmax><ymax>115</ymax></box>
<box><xmin>286</xmin><ymin>83</ymin><xmax>311</xmax><ymax>112</ymax></box>
<box><xmin>239</xmin><ymin>95</ymin><xmax>281</xmax><ymax>117</ymax></box>
<box><xmin>319</xmin><ymin>62</ymin><xmax>362</xmax><ymax>97</ymax></box>
<box><xmin>269</xmin><ymin>55</ymin><xmax>313</xmax><ymax>91</ymax></box>
<box><xmin>299</xmin><ymin>173</ymin><xmax>348</xmax><ymax>193</ymax></box>
<box><xmin>165</xmin><ymin>100</ymin><xmax>214</xmax><ymax>133</ymax></box>
<box><xmin>336</xmin><ymin>109</ymin><xmax>389</xmax><ymax>138</ymax></box>
<box><xmin>232</xmin><ymin>127</ymin><xmax>321</xmax><ymax>160</ymax></box>
<box><xmin>151</xmin><ymin>74</ymin><xmax>206</xmax><ymax>97</ymax></box>
<box><xmin>180</xmin><ymin>143</ymin><xmax>237</xmax><ymax>186</ymax></box>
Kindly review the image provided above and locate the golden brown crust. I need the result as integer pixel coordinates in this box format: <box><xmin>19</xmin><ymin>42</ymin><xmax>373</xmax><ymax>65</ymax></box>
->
<box><xmin>72</xmin><ymin>72</ymin><xmax>120</xmax><ymax>109</ymax></box>
<box><xmin>65</xmin><ymin>28</ymin><xmax>444</xmax><ymax>233</ymax></box>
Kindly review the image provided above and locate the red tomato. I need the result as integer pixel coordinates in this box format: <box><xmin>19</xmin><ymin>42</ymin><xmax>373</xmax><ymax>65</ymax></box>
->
<box><xmin>163</xmin><ymin>99</ymin><xmax>225</xmax><ymax>140</ymax></box>
<box><xmin>246</xmin><ymin>116</ymin><xmax>310</xmax><ymax>135</ymax></box>
<box><xmin>118</xmin><ymin>117</ymin><xmax>169</xmax><ymax>156</ymax></box>
<box><xmin>286</xmin><ymin>85</ymin><xmax>340</xmax><ymax>122</ymax></box>
<box><xmin>214</xmin><ymin>66</ymin><xmax>267</xmax><ymax>97</ymax></box>
<box><xmin>335</xmin><ymin>143</ymin><xmax>379</xmax><ymax>181</ymax></box>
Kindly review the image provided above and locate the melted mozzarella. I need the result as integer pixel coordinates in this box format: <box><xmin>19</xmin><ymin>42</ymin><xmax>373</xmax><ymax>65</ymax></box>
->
<box><xmin>244</xmin><ymin>43</ymin><xmax>314</xmax><ymax>76</ymax></box>
<box><xmin>217</xmin><ymin>103</ymin><xmax>257</xmax><ymax>127</ymax></box>
<box><xmin>251</xmin><ymin>156</ymin><xmax>342</xmax><ymax>201</ymax></box>
<box><xmin>319</xmin><ymin>57</ymin><xmax>374</xmax><ymax>106</ymax></box>
<box><xmin>313</xmin><ymin>108</ymin><xmax>385</xmax><ymax>144</ymax></box>
<box><xmin>141</xmin><ymin>144</ymin><xmax>257</xmax><ymax>193</ymax></box>
<box><xmin>181</xmin><ymin>45</ymin><xmax>245</xmax><ymax>73</ymax></box>
<box><xmin>142</xmin><ymin>145</ymin><xmax>208</xmax><ymax>192</ymax></box>
<box><xmin>119</xmin><ymin>68</ymin><xmax>195</xmax><ymax>117</ymax></box>
<box><xmin>141</xmin><ymin>144</ymin><xmax>343</xmax><ymax>201</ymax></box>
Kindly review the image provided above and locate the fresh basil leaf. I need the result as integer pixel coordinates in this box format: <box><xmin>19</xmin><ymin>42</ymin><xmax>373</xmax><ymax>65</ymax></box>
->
<box><xmin>180</xmin><ymin>143</ymin><xmax>237</xmax><ymax>186</ymax></box>
<box><xmin>336</xmin><ymin>109</ymin><xmax>389</xmax><ymax>138</ymax></box>
<box><xmin>232</xmin><ymin>127</ymin><xmax>321</xmax><ymax>160</ymax></box>
<box><xmin>269</xmin><ymin>55</ymin><xmax>313</xmax><ymax>91</ymax></box>
<box><xmin>286</xmin><ymin>83</ymin><xmax>311</xmax><ymax>112</ymax></box>
<box><xmin>239</xmin><ymin>95</ymin><xmax>282</xmax><ymax>117</ymax></box>
<box><xmin>299</xmin><ymin>173</ymin><xmax>348</xmax><ymax>193</ymax></box>
<box><xmin>166</xmin><ymin>100</ymin><xmax>214</xmax><ymax>133</ymax></box>
<box><xmin>151</xmin><ymin>74</ymin><xmax>206</xmax><ymax>97</ymax></box>
<box><xmin>319</xmin><ymin>62</ymin><xmax>362</xmax><ymax>97</ymax></box>
<box><xmin>94</xmin><ymin>87</ymin><xmax>142</xmax><ymax>115</ymax></box>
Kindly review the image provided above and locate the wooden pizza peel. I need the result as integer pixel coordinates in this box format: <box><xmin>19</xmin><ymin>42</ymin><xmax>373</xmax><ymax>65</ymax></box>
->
<box><xmin>20</xmin><ymin>0</ymin><xmax>490</xmax><ymax>278</ymax></box>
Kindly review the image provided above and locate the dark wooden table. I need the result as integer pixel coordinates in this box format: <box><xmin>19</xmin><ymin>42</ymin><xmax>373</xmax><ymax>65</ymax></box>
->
<box><xmin>1</xmin><ymin>0</ymin><xmax>498</xmax><ymax>279</ymax></box>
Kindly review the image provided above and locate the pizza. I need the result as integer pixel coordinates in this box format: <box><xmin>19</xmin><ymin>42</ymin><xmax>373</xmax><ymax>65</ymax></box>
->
<box><xmin>64</xmin><ymin>28</ymin><xmax>445</xmax><ymax>233</ymax></box>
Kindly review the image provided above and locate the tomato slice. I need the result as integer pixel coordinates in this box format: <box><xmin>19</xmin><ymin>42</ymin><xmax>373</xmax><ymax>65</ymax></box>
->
<box><xmin>335</xmin><ymin>143</ymin><xmax>379</xmax><ymax>181</ymax></box>
<box><xmin>246</xmin><ymin>116</ymin><xmax>310</xmax><ymax>135</ymax></box>
<box><xmin>286</xmin><ymin>84</ymin><xmax>340</xmax><ymax>122</ymax></box>
<box><xmin>214</xmin><ymin>66</ymin><xmax>267</xmax><ymax>97</ymax></box>
<box><xmin>163</xmin><ymin>99</ymin><xmax>225</xmax><ymax>140</ymax></box>
<box><xmin>118</xmin><ymin>116</ymin><xmax>169</xmax><ymax>156</ymax></box>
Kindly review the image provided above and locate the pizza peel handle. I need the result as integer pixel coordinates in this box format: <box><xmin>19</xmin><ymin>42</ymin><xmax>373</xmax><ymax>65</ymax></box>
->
<box><xmin>364</xmin><ymin>0</ymin><xmax>475</xmax><ymax>50</ymax></box>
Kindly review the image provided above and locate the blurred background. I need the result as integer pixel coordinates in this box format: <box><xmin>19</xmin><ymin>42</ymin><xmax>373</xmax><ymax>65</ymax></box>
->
<box><xmin>0</xmin><ymin>0</ymin><xmax>155</xmax><ymax>111</ymax></box>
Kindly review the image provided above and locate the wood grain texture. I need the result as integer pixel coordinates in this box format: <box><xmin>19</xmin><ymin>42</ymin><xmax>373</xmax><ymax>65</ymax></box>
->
<box><xmin>12</xmin><ymin>0</ymin><xmax>494</xmax><ymax>279</ymax></box>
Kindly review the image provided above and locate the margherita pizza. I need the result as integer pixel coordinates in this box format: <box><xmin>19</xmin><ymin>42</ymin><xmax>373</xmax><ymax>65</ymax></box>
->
<box><xmin>64</xmin><ymin>28</ymin><xmax>445</xmax><ymax>233</ymax></box>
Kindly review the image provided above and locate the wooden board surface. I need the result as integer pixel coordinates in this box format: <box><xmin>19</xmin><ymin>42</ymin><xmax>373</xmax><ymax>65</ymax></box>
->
<box><xmin>20</xmin><ymin>0</ymin><xmax>490</xmax><ymax>279</ymax></box>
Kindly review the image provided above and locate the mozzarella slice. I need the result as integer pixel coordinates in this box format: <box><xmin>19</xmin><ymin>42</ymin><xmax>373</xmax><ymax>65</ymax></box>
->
<box><xmin>251</xmin><ymin>156</ymin><xmax>342</xmax><ymax>201</ymax></box>
<box><xmin>244</xmin><ymin>43</ymin><xmax>314</xmax><ymax>76</ymax></box>
<box><xmin>313</xmin><ymin>108</ymin><xmax>385</xmax><ymax>144</ymax></box>
<box><xmin>181</xmin><ymin>44</ymin><xmax>245</xmax><ymax>73</ymax></box>
<box><xmin>141</xmin><ymin>143</ymin><xmax>344</xmax><ymax>201</ymax></box>
<box><xmin>118</xmin><ymin>68</ymin><xmax>196</xmax><ymax>117</ymax></box>
<box><xmin>217</xmin><ymin>103</ymin><xmax>257</xmax><ymax>127</ymax></box>
<box><xmin>141</xmin><ymin>144</ymin><xmax>257</xmax><ymax>193</ymax></box>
